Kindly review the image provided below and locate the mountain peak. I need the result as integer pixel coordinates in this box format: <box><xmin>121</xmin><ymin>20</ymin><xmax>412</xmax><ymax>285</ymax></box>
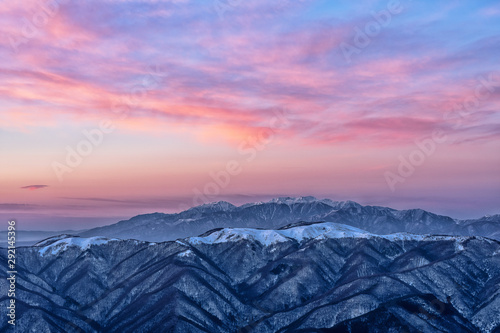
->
<box><xmin>332</xmin><ymin>200</ymin><xmax>361</xmax><ymax>209</ymax></box>
<box><xmin>264</xmin><ymin>197</ymin><xmax>362</xmax><ymax>210</ymax></box>
<box><xmin>268</xmin><ymin>196</ymin><xmax>319</xmax><ymax>204</ymax></box>
<box><xmin>188</xmin><ymin>201</ymin><xmax>236</xmax><ymax>213</ymax></box>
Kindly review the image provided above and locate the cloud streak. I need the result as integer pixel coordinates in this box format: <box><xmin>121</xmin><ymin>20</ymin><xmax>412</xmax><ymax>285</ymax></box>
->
<box><xmin>21</xmin><ymin>185</ymin><xmax>49</xmax><ymax>191</ymax></box>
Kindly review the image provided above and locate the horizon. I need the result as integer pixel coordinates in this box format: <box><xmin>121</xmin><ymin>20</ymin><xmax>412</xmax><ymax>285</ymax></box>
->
<box><xmin>2</xmin><ymin>0</ymin><xmax>499</xmax><ymax>230</ymax></box>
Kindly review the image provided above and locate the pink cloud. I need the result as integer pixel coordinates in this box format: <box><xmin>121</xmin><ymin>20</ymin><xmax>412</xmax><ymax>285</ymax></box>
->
<box><xmin>0</xmin><ymin>0</ymin><xmax>498</xmax><ymax>151</ymax></box>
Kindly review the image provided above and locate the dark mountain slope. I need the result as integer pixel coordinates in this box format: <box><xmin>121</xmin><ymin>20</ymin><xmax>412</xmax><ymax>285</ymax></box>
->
<box><xmin>1</xmin><ymin>222</ymin><xmax>499</xmax><ymax>332</ymax></box>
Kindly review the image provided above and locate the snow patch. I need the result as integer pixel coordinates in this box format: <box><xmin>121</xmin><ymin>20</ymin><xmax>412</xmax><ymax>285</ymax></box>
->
<box><xmin>177</xmin><ymin>249</ymin><xmax>194</xmax><ymax>257</ymax></box>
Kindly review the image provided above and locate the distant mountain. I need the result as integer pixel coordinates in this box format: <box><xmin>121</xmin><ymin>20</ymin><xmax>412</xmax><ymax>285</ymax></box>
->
<box><xmin>0</xmin><ymin>229</ymin><xmax>87</xmax><ymax>247</ymax></box>
<box><xmin>458</xmin><ymin>214</ymin><xmax>500</xmax><ymax>240</ymax></box>
<box><xmin>2</xmin><ymin>222</ymin><xmax>499</xmax><ymax>332</ymax></box>
<box><xmin>78</xmin><ymin>196</ymin><xmax>500</xmax><ymax>241</ymax></box>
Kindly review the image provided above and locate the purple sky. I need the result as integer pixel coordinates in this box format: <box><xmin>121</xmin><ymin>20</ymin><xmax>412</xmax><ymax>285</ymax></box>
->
<box><xmin>1</xmin><ymin>0</ymin><xmax>499</xmax><ymax>230</ymax></box>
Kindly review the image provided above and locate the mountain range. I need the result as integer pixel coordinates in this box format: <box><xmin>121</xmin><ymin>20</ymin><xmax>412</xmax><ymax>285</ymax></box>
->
<box><xmin>78</xmin><ymin>196</ymin><xmax>500</xmax><ymax>242</ymax></box>
<box><xmin>2</xmin><ymin>197</ymin><xmax>499</xmax><ymax>332</ymax></box>
<box><xmin>1</xmin><ymin>221</ymin><xmax>499</xmax><ymax>332</ymax></box>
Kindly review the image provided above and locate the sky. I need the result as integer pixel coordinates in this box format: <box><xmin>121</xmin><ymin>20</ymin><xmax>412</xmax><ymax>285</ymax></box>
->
<box><xmin>1</xmin><ymin>0</ymin><xmax>499</xmax><ymax>230</ymax></box>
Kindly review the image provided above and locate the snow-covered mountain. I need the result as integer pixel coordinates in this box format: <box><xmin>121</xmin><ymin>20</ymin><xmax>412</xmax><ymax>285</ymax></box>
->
<box><xmin>78</xmin><ymin>196</ymin><xmax>500</xmax><ymax>242</ymax></box>
<box><xmin>2</xmin><ymin>222</ymin><xmax>499</xmax><ymax>332</ymax></box>
<box><xmin>458</xmin><ymin>214</ymin><xmax>500</xmax><ymax>240</ymax></box>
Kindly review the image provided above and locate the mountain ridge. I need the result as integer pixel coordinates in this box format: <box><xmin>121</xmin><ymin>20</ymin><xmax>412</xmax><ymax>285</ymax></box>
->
<box><xmin>78</xmin><ymin>196</ymin><xmax>500</xmax><ymax>242</ymax></box>
<box><xmin>37</xmin><ymin>221</ymin><xmax>496</xmax><ymax>253</ymax></box>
